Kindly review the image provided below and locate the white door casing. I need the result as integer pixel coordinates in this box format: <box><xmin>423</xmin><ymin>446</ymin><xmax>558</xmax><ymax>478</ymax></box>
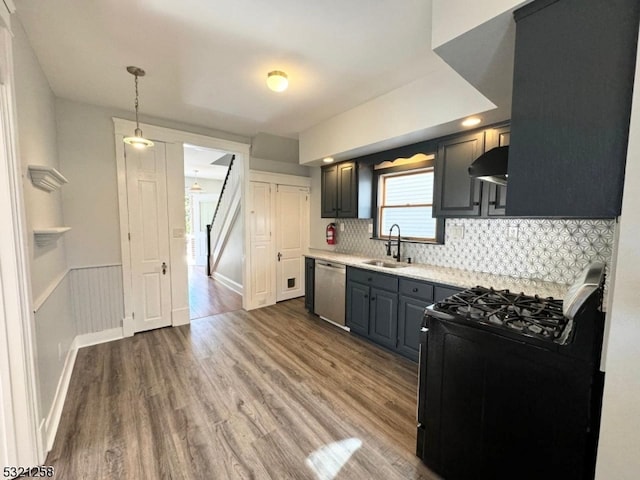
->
<box><xmin>125</xmin><ymin>142</ymin><xmax>173</xmax><ymax>333</ymax></box>
<box><xmin>249</xmin><ymin>181</ymin><xmax>274</xmax><ymax>307</ymax></box>
<box><xmin>276</xmin><ymin>185</ymin><xmax>309</xmax><ymax>301</ymax></box>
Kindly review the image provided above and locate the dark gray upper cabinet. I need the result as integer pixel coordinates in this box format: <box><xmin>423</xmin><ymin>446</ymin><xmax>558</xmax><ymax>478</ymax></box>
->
<box><xmin>434</xmin><ymin>131</ymin><xmax>485</xmax><ymax>217</ymax></box>
<box><xmin>321</xmin><ymin>161</ymin><xmax>372</xmax><ymax>218</ymax></box>
<box><xmin>507</xmin><ymin>0</ymin><xmax>640</xmax><ymax>218</ymax></box>
<box><xmin>320</xmin><ymin>166</ymin><xmax>338</xmax><ymax>217</ymax></box>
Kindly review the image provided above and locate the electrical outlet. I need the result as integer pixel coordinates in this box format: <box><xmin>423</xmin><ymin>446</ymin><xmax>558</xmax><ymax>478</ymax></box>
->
<box><xmin>340</xmin><ymin>222</ymin><xmax>345</xmax><ymax>232</ymax></box>
<box><xmin>367</xmin><ymin>223</ymin><xmax>373</xmax><ymax>234</ymax></box>
<box><xmin>508</xmin><ymin>226</ymin><xmax>519</xmax><ymax>240</ymax></box>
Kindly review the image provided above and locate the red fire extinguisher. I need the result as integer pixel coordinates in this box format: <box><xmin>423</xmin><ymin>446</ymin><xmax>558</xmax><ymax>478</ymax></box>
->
<box><xmin>326</xmin><ymin>223</ymin><xmax>337</xmax><ymax>245</ymax></box>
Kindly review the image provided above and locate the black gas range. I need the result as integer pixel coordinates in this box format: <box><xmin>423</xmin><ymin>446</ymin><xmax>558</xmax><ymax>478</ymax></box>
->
<box><xmin>416</xmin><ymin>263</ymin><xmax>606</xmax><ymax>480</ymax></box>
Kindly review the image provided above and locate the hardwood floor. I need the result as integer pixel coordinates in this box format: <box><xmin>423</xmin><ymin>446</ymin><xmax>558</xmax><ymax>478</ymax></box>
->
<box><xmin>46</xmin><ymin>299</ymin><xmax>439</xmax><ymax>479</ymax></box>
<box><xmin>188</xmin><ymin>266</ymin><xmax>242</xmax><ymax>319</ymax></box>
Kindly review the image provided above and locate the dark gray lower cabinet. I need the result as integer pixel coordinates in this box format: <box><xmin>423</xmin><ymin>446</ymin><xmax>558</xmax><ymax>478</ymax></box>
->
<box><xmin>346</xmin><ymin>267</ymin><xmax>462</xmax><ymax>362</ymax></box>
<box><xmin>369</xmin><ymin>287</ymin><xmax>398</xmax><ymax>349</ymax></box>
<box><xmin>304</xmin><ymin>257</ymin><xmax>315</xmax><ymax>312</ymax></box>
<box><xmin>397</xmin><ymin>296</ymin><xmax>431</xmax><ymax>362</ymax></box>
<box><xmin>346</xmin><ymin>281</ymin><xmax>370</xmax><ymax>336</ymax></box>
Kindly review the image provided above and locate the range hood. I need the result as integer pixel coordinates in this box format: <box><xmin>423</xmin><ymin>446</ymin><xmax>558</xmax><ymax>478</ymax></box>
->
<box><xmin>468</xmin><ymin>146</ymin><xmax>509</xmax><ymax>186</ymax></box>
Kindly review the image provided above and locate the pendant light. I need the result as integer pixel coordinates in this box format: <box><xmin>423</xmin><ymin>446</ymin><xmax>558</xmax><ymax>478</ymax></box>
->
<box><xmin>189</xmin><ymin>170</ymin><xmax>204</xmax><ymax>193</ymax></box>
<box><xmin>123</xmin><ymin>66</ymin><xmax>154</xmax><ymax>149</ymax></box>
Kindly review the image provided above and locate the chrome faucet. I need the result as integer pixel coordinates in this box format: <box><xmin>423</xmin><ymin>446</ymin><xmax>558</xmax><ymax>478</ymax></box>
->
<box><xmin>386</xmin><ymin>223</ymin><xmax>402</xmax><ymax>262</ymax></box>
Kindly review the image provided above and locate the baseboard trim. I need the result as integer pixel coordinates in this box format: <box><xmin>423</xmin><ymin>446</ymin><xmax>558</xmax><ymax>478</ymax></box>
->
<box><xmin>74</xmin><ymin>327</ymin><xmax>124</xmax><ymax>349</ymax></box>
<box><xmin>44</xmin><ymin>343</ymin><xmax>77</xmax><ymax>452</ymax></box>
<box><xmin>172</xmin><ymin>307</ymin><xmax>190</xmax><ymax>326</ymax></box>
<box><xmin>212</xmin><ymin>272</ymin><xmax>244</xmax><ymax>295</ymax></box>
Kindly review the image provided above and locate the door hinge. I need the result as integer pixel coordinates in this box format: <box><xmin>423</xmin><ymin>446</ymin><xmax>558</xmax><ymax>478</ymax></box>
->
<box><xmin>128</xmin><ymin>232</ymin><xmax>131</xmax><ymax>241</ymax></box>
<box><xmin>132</xmin><ymin>312</ymin><xmax>135</xmax><ymax>319</ymax></box>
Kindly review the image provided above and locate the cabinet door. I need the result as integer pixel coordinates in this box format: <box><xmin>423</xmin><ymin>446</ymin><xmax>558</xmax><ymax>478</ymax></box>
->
<box><xmin>337</xmin><ymin>161</ymin><xmax>358</xmax><ymax>218</ymax></box>
<box><xmin>304</xmin><ymin>257</ymin><xmax>315</xmax><ymax>312</ymax></box>
<box><xmin>484</xmin><ymin>126</ymin><xmax>510</xmax><ymax>216</ymax></box>
<box><xmin>321</xmin><ymin>165</ymin><xmax>338</xmax><ymax>218</ymax></box>
<box><xmin>369</xmin><ymin>287</ymin><xmax>398</xmax><ymax>349</ymax></box>
<box><xmin>434</xmin><ymin>132</ymin><xmax>485</xmax><ymax>217</ymax></box>
<box><xmin>346</xmin><ymin>281</ymin><xmax>369</xmax><ymax>336</ymax></box>
<box><xmin>398</xmin><ymin>296</ymin><xmax>430</xmax><ymax>362</ymax></box>
<box><xmin>507</xmin><ymin>0</ymin><xmax>639</xmax><ymax>217</ymax></box>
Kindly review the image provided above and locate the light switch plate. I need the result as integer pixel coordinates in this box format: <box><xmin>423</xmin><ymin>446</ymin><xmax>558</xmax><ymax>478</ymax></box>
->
<box><xmin>340</xmin><ymin>223</ymin><xmax>345</xmax><ymax>232</ymax></box>
<box><xmin>508</xmin><ymin>226</ymin><xmax>519</xmax><ymax>240</ymax></box>
<box><xmin>368</xmin><ymin>223</ymin><xmax>373</xmax><ymax>234</ymax></box>
<box><xmin>449</xmin><ymin>225</ymin><xmax>464</xmax><ymax>239</ymax></box>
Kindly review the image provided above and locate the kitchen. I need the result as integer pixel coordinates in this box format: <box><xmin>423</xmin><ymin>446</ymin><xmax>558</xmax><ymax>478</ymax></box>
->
<box><xmin>1</xmin><ymin>0</ymin><xmax>640</xmax><ymax>479</ymax></box>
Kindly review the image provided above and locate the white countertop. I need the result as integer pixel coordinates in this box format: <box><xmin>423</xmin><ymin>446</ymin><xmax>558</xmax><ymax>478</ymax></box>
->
<box><xmin>306</xmin><ymin>249</ymin><xmax>569</xmax><ymax>299</ymax></box>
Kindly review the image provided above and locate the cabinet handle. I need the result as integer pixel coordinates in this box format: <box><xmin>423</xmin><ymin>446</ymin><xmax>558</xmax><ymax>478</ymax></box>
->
<box><xmin>412</xmin><ymin>287</ymin><xmax>418</xmax><ymax>293</ymax></box>
<box><xmin>489</xmin><ymin>201</ymin><xmax>496</xmax><ymax>205</ymax></box>
<box><xmin>473</xmin><ymin>202</ymin><xmax>480</xmax><ymax>206</ymax></box>
<box><xmin>367</xmin><ymin>277</ymin><xmax>373</xmax><ymax>282</ymax></box>
<box><xmin>371</xmin><ymin>297</ymin><xmax>376</xmax><ymax>301</ymax></box>
<box><xmin>364</xmin><ymin>294</ymin><xmax>368</xmax><ymax>298</ymax></box>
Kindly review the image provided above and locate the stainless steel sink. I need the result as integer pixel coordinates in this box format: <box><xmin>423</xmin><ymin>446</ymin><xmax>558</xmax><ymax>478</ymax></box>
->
<box><xmin>362</xmin><ymin>259</ymin><xmax>408</xmax><ymax>269</ymax></box>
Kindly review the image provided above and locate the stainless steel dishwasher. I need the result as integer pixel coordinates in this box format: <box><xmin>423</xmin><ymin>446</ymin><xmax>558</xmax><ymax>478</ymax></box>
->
<box><xmin>314</xmin><ymin>260</ymin><xmax>347</xmax><ymax>328</ymax></box>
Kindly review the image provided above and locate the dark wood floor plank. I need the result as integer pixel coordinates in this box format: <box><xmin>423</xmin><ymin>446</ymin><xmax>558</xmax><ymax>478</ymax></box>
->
<box><xmin>46</xmin><ymin>298</ymin><xmax>439</xmax><ymax>479</ymax></box>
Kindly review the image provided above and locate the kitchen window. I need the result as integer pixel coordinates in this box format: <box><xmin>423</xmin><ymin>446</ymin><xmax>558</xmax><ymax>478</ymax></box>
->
<box><xmin>375</xmin><ymin>156</ymin><xmax>442</xmax><ymax>243</ymax></box>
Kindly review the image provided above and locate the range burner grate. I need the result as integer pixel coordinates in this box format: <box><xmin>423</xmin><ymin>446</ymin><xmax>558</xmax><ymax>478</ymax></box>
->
<box><xmin>435</xmin><ymin>286</ymin><xmax>571</xmax><ymax>344</ymax></box>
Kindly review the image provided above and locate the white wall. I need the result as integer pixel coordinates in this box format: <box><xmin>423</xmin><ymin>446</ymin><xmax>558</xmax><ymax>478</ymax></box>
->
<box><xmin>309</xmin><ymin>167</ymin><xmax>335</xmax><ymax>252</ymax></box>
<box><xmin>298</xmin><ymin>64</ymin><xmax>495</xmax><ymax>164</ymax></box>
<box><xmin>56</xmin><ymin>98</ymin><xmax>250</xmax><ymax>268</ymax></box>
<box><xmin>431</xmin><ymin>0</ymin><xmax>528</xmax><ymax>48</ymax></box>
<box><xmin>595</xmin><ymin>32</ymin><xmax>640</xmax><ymax>479</ymax></box>
<box><xmin>13</xmin><ymin>19</ymin><xmax>68</xmax><ymax>299</ymax></box>
<box><xmin>250</xmin><ymin>132</ymin><xmax>310</xmax><ymax>177</ymax></box>
<box><xmin>215</xmin><ymin>206</ymin><xmax>243</xmax><ymax>285</ymax></box>
<box><xmin>12</xmin><ymin>17</ymin><xmax>75</xmax><ymax>448</ymax></box>
<box><xmin>184</xmin><ymin>176</ymin><xmax>223</xmax><ymax>195</ymax></box>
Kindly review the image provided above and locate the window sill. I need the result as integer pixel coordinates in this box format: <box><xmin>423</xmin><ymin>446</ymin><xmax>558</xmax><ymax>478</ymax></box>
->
<box><xmin>369</xmin><ymin>236</ymin><xmax>444</xmax><ymax>246</ymax></box>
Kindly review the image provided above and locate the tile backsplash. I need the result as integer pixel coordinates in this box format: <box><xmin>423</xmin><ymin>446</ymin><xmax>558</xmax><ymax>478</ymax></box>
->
<box><xmin>335</xmin><ymin>218</ymin><xmax>615</xmax><ymax>285</ymax></box>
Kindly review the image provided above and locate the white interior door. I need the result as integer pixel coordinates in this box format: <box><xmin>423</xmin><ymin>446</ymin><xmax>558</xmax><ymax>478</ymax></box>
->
<box><xmin>192</xmin><ymin>193</ymin><xmax>218</xmax><ymax>266</ymax></box>
<box><xmin>125</xmin><ymin>142</ymin><xmax>172</xmax><ymax>333</ymax></box>
<box><xmin>249</xmin><ymin>181</ymin><xmax>273</xmax><ymax>308</ymax></box>
<box><xmin>276</xmin><ymin>185</ymin><xmax>309</xmax><ymax>302</ymax></box>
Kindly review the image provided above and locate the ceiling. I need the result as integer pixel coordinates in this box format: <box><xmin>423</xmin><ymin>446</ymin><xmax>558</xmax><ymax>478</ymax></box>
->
<box><xmin>183</xmin><ymin>144</ymin><xmax>230</xmax><ymax>180</ymax></box>
<box><xmin>16</xmin><ymin>0</ymin><xmax>439</xmax><ymax>139</ymax></box>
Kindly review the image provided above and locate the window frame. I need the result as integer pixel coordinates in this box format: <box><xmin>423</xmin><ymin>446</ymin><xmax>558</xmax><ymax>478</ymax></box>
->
<box><xmin>372</xmin><ymin>158</ymin><xmax>445</xmax><ymax>244</ymax></box>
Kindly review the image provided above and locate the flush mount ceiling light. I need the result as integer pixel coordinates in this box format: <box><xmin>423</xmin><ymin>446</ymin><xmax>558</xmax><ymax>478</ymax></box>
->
<box><xmin>322</xmin><ymin>157</ymin><xmax>335</xmax><ymax>163</ymax></box>
<box><xmin>189</xmin><ymin>170</ymin><xmax>204</xmax><ymax>193</ymax></box>
<box><xmin>462</xmin><ymin>117</ymin><xmax>482</xmax><ymax>127</ymax></box>
<box><xmin>267</xmin><ymin>70</ymin><xmax>288</xmax><ymax>92</ymax></box>
<box><xmin>123</xmin><ymin>66</ymin><xmax>154</xmax><ymax>149</ymax></box>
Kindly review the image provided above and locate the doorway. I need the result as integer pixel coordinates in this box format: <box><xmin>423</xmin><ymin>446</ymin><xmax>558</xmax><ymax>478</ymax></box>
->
<box><xmin>183</xmin><ymin>144</ymin><xmax>241</xmax><ymax>319</ymax></box>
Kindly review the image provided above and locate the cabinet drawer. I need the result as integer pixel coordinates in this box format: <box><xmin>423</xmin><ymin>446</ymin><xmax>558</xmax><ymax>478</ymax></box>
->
<box><xmin>399</xmin><ymin>278</ymin><xmax>434</xmax><ymax>302</ymax></box>
<box><xmin>347</xmin><ymin>267</ymin><xmax>398</xmax><ymax>292</ymax></box>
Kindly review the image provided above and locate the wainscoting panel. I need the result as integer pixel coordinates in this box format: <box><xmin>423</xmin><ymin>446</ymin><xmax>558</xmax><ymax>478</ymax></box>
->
<box><xmin>69</xmin><ymin>265</ymin><xmax>124</xmax><ymax>335</ymax></box>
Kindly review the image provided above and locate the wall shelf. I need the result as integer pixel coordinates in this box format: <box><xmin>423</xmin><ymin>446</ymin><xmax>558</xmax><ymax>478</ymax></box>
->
<box><xmin>28</xmin><ymin>165</ymin><xmax>68</xmax><ymax>192</ymax></box>
<box><xmin>33</xmin><ymin>227</ymin><xmax>71</xmax><ymax>247</ymax></box>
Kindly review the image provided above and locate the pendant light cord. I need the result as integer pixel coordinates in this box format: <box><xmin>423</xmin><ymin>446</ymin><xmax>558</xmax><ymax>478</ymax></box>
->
<box><xmin>134</xmin><ymin>73</ymin><xmax>140</xmax><ymax>128</ymax></box>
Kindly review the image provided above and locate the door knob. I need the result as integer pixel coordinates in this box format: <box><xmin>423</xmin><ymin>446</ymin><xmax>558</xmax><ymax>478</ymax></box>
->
<box><xmin>277</xmin><ymin>252</ymin><xmax>282</xmax><ymax>262</ymax></box>
<box><xmin>161</xmin><ymin>262</ymin><xmax>167</xmax><ymax>275</ymax></box>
